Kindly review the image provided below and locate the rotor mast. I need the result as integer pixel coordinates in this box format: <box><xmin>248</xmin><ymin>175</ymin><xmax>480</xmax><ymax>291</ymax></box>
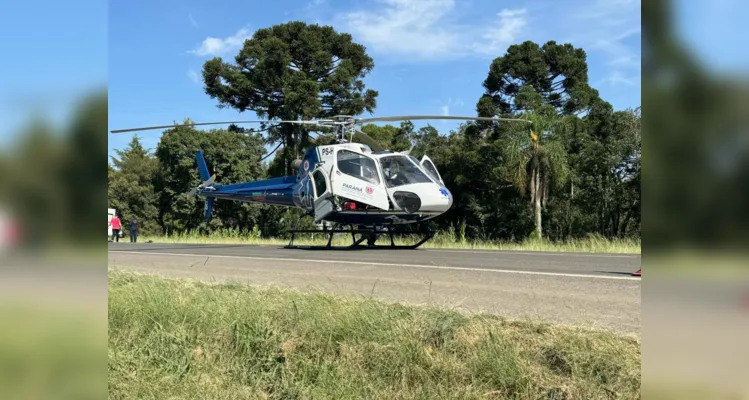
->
<box><xmin>319</xmin><ymin>115</ymin><xmax>356</xmax><ymax>145</ymax></box>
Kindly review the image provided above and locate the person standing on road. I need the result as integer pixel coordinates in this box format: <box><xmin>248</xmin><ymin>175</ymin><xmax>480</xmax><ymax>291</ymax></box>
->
<box><xmin>129</xmin><ymin>216</ymin><xmax>139</xmax><ymax>243</ymax></box>
<box><xmin>109</xmin><ymin>214</ymin><xmax>122</xmax><ymax>242</ymax></box>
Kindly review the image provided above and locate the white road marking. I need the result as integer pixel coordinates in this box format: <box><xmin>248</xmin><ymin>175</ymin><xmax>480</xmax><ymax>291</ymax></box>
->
<box><xmin>422</xmin><ymin>248</ymin><xmax>640</xmax><ymax>258</ymax></box>
<box><xmin>108</xmin><ymin>250</ymin><xmax>641</xmax><ymax>281</ymax></box>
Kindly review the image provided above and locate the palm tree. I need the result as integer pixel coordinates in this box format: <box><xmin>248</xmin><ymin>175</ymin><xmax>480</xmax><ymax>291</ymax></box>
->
<box><xmin>502</xmin><ymin>111</ymin><xmax>571</xmax><ymax>239</ymax></box>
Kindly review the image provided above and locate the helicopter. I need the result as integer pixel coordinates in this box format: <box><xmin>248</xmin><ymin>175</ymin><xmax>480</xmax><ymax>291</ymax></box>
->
<box><xmin>111</xmin><ymin>114</ymin><xmax>530</xmax><ymax>249</ymax></box>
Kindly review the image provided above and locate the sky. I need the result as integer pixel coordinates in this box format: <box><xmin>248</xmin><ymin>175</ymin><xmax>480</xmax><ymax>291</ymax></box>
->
<box><xmin>0</xmin><ymin>0</ymin><xmax>107</xmax><ymax>147</ymax></box>
<box><xmin>673</xmin><ymin>0</ymin><xmax>749</xmax><ymax>74</ymax></box>
<box><xmin>107</xmin><ymin>0</ymin><xmax>643</xmax><ymax>159</ymax></box>
<box><xmin>5</xmin><ymin>0</ymin><xmax>749</xmax><ymax>160</ymax></box>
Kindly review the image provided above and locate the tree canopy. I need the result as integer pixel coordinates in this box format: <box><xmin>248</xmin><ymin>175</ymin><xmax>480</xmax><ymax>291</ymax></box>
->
<box><xmin>202</xmin><ymin>21</ymin><xmax>379</xmax><ymax>162</ymax></box>
<box><xmin>476</xmin><ymin>40</ymin><xmax>601</xmax><ymax>117</ymax></box>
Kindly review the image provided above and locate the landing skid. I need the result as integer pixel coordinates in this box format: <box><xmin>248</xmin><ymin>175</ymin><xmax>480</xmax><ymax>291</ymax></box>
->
<box><xmin>284</xmin><ymin>225</ymin><xmax>434</xmax><ymax>250</ymax></box>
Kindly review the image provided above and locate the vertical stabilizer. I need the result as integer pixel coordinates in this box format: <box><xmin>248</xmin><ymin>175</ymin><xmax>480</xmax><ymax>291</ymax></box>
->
<box><xmin>195</xmin><ymin>149</ymin><xmax>211</xmax><ymax>182</ymax></box>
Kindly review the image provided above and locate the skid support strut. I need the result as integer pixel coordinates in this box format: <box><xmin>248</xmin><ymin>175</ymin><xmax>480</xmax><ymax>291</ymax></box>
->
<box><xmin>284</xmin><ymin>225</ymin><xmax>433</xmax><ymax>250</ymax></box>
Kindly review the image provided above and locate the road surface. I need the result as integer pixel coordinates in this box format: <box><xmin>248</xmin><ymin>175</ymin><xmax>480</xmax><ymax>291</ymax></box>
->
<box><xmin>108</xmin><ymin>242</ymin><xmax>641</xmax><ymax>334</ymax></box>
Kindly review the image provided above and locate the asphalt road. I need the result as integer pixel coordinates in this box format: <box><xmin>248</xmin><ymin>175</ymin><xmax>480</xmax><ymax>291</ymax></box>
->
<box><xmin>108</xmin><ymin>242</ymin><xmax>641</xmax><ymax>334</ymax></box>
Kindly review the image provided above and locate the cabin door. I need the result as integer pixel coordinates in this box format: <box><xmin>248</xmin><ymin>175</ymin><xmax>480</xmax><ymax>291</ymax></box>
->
<box><xmin>420</xmin><ymin>155</ymin><xmax>444</xmax><ymax>185</ymax></box>
<box><xmin>310</xmin><ymin>167</ymin><xmax>334</xmax><ymax>223</ymax></box>
<box><xmin>331</xmin><ymin>148</ymin><xmax>390</xmax><ymax>210</ymax></box>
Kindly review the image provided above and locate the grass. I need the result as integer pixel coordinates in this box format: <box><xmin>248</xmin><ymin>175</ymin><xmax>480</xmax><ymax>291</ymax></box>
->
<box><xmin>0</xmin><ymin>301</ymin><xmax>105</xmax><ymax>400</ymax></box>
<box><xmin>108</xmin><ymin>269</ymin><xmax>641</xmax><ymax>399</ymax></box>
<box><xmin>139</xmin><ymin>230</ymin><xmax>641</xmax><ymax>254</ymax></box>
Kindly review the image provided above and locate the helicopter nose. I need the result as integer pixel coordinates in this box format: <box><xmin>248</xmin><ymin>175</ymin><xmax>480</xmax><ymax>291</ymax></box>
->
<box><xmin>438</xmin><ymin>186</ymin><xmax>453</xmax><ymax>210</ymax></box>
<box><xmin>419</xmin><ymin>185</ymin><xmax>452</xmax><ymax>212</ymax></box>
<box><xmin>391</xmin><ymin>184</ymin><xmax>453</xmax><ymax>214</ymax></box>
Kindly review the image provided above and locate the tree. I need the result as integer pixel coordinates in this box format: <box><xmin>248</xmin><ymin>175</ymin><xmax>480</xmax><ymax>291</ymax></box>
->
<box><xmin>153</xmin><ymin>119</ymin><xmax>267</xmax><ymax>234</ymax></box>
<box><xmin>108</xmin><ymin>135</ymin><xmax>160</xmax><ymax>235</ymax></box>
<box><xmin>359</xmin><ymin>121</ymin><xmax>415</xmax><ymax>152</ymax></box>
<box><xmin>500</xmin><ymin>112</ymin><xmax>571</xmax><ymax>239</ymax></box>
<box><xmin>64</xmin><ymin>89</ymin><xmax>108</xmax><ymax>243</ymax></box>
<box><xmin>3</xmin><ymin>118</ymin><xmax>69</xmax><ymax>246</ymax></box>
<box><xmin>564</xmin><ymin>102</ymin><xmax>642</xmax><ymax>239</ymax></box>
<box><xmin>476</xmin><ymin>40</ymin><xmax>600</xmax><ymax>117</ymax></box>
<box><xmin>202</xmin><ymin>21</ymin><xmax>379</xmax><ymax>171</ymax></box>
<box><xmin>407</xmin><ymin>123</ymin><xmax>533</xmax><ymax>241</ymax></box>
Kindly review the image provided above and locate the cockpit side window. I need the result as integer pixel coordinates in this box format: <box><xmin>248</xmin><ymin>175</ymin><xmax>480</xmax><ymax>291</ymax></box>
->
<box><xmin>422</xmin><ymin>159</ymin><xmax>442</xmax><ymax>183</ymax></box>
<box><xmin>336</xmin><ymin>150</ymin><xmax>380</xmax><ymax>185</ymax></box>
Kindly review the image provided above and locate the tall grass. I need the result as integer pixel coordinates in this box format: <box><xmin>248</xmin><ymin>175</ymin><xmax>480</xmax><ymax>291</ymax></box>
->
<box><xmin>140</xmin><ymin>228</ymin><xmax>641</xmax><ymax>254</ymax></box>
<box><xmin>109</xmin><ymin>270</ymin><xmax>641</xmax><ymax>399</ymax></box>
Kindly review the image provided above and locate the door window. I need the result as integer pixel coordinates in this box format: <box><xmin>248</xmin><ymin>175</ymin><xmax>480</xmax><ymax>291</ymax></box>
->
<box><xmin>336</xmin><ymin>150</ymin><xmax>380</xmax><ymax>185</ymax></box>
<box><xmin>312</xmin><ymin>170</ymin><xmax>328</xmax><ymax>197</ymax></box>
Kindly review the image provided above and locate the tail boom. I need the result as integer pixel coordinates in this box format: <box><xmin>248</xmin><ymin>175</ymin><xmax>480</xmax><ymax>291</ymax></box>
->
<box><xmin>207</xmin><ymin>177</ymin><xmax>298</xmax><ymax>207</ymax></box>
<box><xmin>192</xmin><ymin>150</ymin><xmax>300</xmax><ymax>219</ymax></box>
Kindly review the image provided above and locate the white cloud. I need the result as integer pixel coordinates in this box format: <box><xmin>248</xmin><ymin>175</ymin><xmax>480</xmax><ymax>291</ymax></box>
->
<box><xmin>340</xmin><ymin>0</ymin><xmax>460</xmax><ymax>59</ymax></box>
<box><xmin>473</xmin><ymin>9</ymin><xmax>528</xmax><ymax>55</ymax></box>
<box><xmin>188</xmin><ymin>27</ymin><xmax>253</xmax><ymax>57</ymax></box>
<box><xmin>438</xmin><ymin>98</ymin><xmax>464</xmax><ymax>119</ymax></box>
<box><xmin>329</xmin><ymin>0</ymin><xmax>638</xmax><ymax>93</ymax></box>
<box><xmin>336</xmin><ymin>0</ymin><xmax>528</xmax><ymax>60</ymax></box>
<box><xmin>188</xmin><ymin>13</ymin><xmax>198</xmax><ymax>28</ymax></box>
<box><xmin>603</xmin><ymin>71</ymin><xmax>639</xmax><ymax>86</ymax></box>
<box><xmin>571</xmin><ymin>0</ymin><xmax>641</xmax><ymax>85</ymax></box>
<box><xmin>187</xmin><ymin>68</ymin><xmax>199</xmax><ymax>84</ymax></box>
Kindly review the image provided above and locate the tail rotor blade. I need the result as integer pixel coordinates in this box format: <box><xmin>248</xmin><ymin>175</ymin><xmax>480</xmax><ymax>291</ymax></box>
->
<box><xmin>205</xmin><ymin>174</ymin><xmax>216</xmax><ymax>186</ymax></box>
<box><xmin>187</xmin><ymin>173</ymin><xmax>216</xmax><ymax>199</ymax></box>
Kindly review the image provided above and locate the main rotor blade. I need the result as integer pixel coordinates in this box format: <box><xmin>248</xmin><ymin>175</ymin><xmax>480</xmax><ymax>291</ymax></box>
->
<box><xmin>355</xmin><ymin>115</ymin><xmax>531</xmax><ymax>124</ymax></box>
<box><xmin>352</xmin><ymin>130</ymin><xmax>386</xmax><ymax>152</ymax></box>
<box><xmin>110</xmin><ymin>119</ymin><xmax>325</xmax><ymax>134</ymax></box>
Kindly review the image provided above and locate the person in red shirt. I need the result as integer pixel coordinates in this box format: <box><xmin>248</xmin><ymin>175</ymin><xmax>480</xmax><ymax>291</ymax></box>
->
<box><xmin>109</xmin><ymin>214</ymin><xmax>122</xmax><ymax>242</ymax></box>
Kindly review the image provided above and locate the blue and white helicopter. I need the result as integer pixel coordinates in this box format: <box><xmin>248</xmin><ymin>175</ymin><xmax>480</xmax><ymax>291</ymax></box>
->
<box><xmin>111</xmin><ymin>114</ymin><xmax>529</xmax><ymax>249</ymax></box>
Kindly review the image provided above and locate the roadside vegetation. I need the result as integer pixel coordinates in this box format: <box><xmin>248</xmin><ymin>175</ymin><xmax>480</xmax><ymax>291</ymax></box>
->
<box><xmin>139</xmin><ymin>229</ymin><xmax>640</xmax><ymax>254</ymax></box>
<box><xmin>108</xmin><ymin>270</ymin><xmax>641</xmax><ymax>399</ymax></box>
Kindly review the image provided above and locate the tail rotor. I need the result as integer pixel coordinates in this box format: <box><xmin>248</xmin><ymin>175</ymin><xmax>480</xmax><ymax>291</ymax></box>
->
<box><xmin>187</xmin><ymin>149</ymin><xmax>218</xmax><ymax>220</ymax></box>
<box><xmin>187</xmin><ymin>173</ymin><xmax>216</xmax><ymax>199</ymax></box>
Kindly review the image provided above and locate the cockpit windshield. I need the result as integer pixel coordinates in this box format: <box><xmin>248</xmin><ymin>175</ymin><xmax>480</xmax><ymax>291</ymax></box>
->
<box><xmin>379</xmin><ymin>155</ymin><xmax>433</xmax><ymax>188</ymax></box>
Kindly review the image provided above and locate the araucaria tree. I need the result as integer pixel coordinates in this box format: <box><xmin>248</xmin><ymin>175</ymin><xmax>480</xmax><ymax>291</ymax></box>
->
<box><xmin>201</xmin><ymin>21</ymin><xmax>379</xmax><ymax>173</ymax></box>
<box><xmin>477</xmin><ymin>40</ymin><xmax>599</xmax><ymax>239</ymax></box>
<box><xmin>477</xmin><ymin>40</ymin><xmax>600</xmax><ymax>117</ymax></box>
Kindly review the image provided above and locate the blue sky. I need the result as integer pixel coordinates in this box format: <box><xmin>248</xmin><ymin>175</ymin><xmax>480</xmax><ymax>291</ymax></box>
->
<box><xmin>673</xmin><ymin>0</ymin><xmax>749</xmax><ymax>74</ymax></box>
<box><xmin>108</xmin><ymin>0</ymin><xmax>642</xmax><ymax>159</ymax></box>
<box><xmin>0</xmin><ymin>0</ymin><xmax>107</xmax><ymax>146</ymax></box>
